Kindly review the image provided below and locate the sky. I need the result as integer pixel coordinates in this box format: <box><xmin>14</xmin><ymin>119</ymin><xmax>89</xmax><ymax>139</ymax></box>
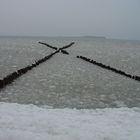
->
<box><xmin>0</xmin><ymin>0</ymin><xmax>140</xmax><ymax>40</ymax></box>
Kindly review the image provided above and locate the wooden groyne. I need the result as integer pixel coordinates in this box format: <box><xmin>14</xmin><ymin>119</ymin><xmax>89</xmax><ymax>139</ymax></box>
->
<box><xmin>77</xmin><ymin>55</ymin><xmax>140</xmax><ymax>82</ymax></box>
<box><xmin>38</xmin><ymin>41</ymin><xmax>75</xmax><ymax>55</ymax></box>
<box><xmin>0</xmin><ymin>42</ymin><xmax>75</xmax><ymax>91</ymax></box>
<box><xmin>61</xmin><ymin>42</ymin><xmax>75</xmax><ymax>49</ymax></box>
<box><xmin>1</xmin><ymin>41</ymin><xmax>139</xmax><ymax>91</ymax></box>
<box><xmin>0</xmin><ymin>50</ymin><xmax>59</xmax><ymax>90</ymax></box>
<box><xmin>38</xmin><ymin>42</ymin><xmax>58</xmax><ymax>50</ymax></box>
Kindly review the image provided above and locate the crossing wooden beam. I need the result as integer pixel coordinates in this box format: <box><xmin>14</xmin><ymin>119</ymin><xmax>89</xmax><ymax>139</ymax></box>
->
<box><xmin>38</xmin><ymin>42</ymin><xmax>58</xmax><ymax>50</ymax></box>
<box><xmin>38</xmin><ymin>41</ymin><xmax>75</xmax><ymax>55</ymax></box>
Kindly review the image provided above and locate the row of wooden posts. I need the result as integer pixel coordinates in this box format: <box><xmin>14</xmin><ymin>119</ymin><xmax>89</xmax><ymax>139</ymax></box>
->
<box><xmin>77</xmin><ymin>55</ymin><xmax>140</xmax><ymax>82</ymax></box>
<box><xmin>0</xmin><ymin>42</ymin><xmax>74</xmax><ymax>90</ymax></box>
<box><xmin>0</xmin><ymin>51</ymin><xmax>59</xmax><ymax>90</ymax></box>
<box><xmin>0</xmin><ymin>41</ymin><xmax>140</xmax><ymax>91</ymax></box>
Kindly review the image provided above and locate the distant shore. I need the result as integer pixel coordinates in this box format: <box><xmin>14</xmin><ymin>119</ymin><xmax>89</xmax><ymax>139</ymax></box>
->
<box><xmin>0</xmin><ymin>35</ymin><xmax>140</xmax><ymax>41</ymax></box>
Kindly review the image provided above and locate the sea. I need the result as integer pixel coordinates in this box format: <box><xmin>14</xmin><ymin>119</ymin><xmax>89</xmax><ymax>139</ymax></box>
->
<box><xmin>0</xmin><ymin>36</ymin><xmax>140</xmax><ymax>109</ymax></box>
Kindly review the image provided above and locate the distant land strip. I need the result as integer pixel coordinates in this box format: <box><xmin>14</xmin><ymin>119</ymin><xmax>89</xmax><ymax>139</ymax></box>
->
<box><xmin>77</xmin><ymin>55</ymin><xmax>140</xmax><ymax>82</ymax></box>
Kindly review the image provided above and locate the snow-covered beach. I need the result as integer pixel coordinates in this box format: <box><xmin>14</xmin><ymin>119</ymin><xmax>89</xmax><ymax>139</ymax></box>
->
<box><xmin>0</xmin><ymin>102</ymin><xmax>140</xmax><ymax>140</ymax></box>
<box><xmin>0</xmin><ymin>36</ymin><xmax>140</xmax><ymax>139</ymax></box>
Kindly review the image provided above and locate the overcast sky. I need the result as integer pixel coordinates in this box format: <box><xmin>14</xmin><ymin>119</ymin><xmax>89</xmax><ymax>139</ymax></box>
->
<box><xmin>0</xmin><ymin>0</ymin><xmax>140</xmax><ymax>40</ymax></box>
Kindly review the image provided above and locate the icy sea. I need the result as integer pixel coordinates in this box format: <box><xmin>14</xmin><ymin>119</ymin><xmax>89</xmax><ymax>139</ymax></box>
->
<box><xmin>0</xmin><ymin>36</ymin><xmax>140</xmax><ymax>109</ymax></box>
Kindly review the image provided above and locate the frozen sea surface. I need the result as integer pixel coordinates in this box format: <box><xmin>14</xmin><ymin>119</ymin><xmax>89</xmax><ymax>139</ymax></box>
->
<box><xmin>0</xmin><ymin>36</ymin><xmax>140</xmax><ymax>108</ymax></box>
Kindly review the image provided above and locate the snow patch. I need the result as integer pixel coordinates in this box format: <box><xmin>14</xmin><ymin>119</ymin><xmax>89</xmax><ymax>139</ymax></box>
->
<box><xmin>0</xmin><ymin>102</ymin><xmax>140</xmax><ymax>140</ymax></box>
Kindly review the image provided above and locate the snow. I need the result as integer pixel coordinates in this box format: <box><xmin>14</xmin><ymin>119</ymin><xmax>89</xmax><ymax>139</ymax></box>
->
<box><xmin>0</xmin><ymin>102</ymin><xmax>140</xmax><ymax>140</ymax></box>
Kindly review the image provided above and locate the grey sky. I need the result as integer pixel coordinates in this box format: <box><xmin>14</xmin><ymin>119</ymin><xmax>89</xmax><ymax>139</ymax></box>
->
<box><xmin>0</xmin><ymin>0</ymin><xmax>140</xmax><ymax>40</ymax></box>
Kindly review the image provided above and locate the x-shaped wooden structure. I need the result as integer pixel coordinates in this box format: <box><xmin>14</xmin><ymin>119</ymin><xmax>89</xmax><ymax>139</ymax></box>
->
<box><xmin>0</xmin><ymin>42</ymin><xmax>75</xmax><ymax>90</ymax></box>
<box><xmin>38</xmin><ymin>41</ymin><xmax>75</xmax><ymax>55</ymax></box>
<box><xmin>0</xmin><ymin>41</ymin><xmax>140</xmax><ymax>91</ymax></box>
<box><xmin>39</xmin><ymin>41</ymin><xmax>140</xmax><ymax>82</ymax></box>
